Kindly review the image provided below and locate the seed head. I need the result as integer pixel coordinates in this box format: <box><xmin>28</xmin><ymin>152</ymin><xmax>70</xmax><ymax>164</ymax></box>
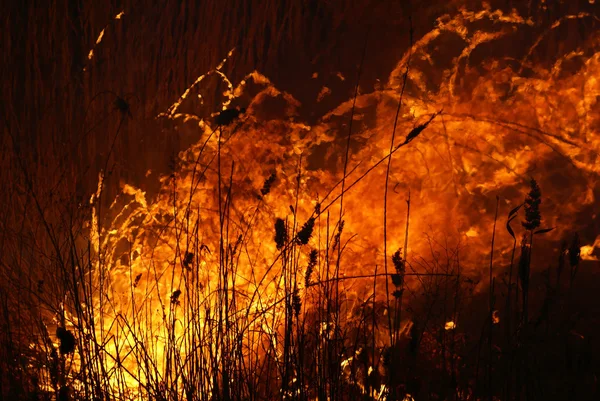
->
<box><xmin>522</xmin><ymin>178</ymin><xmax>542</xmax><ymax>231</ymax></box>
<box><xmin>183</xmin><ymin>252</ymin><xmax>194</xmax><ymax>270</ymax></box>
<box><xmin>170</xmin><ymin>289</ymin><xmax>182</xmax><ymax>304</ymax></box>
<box><xmin>274</xmin><ymin>218</ymin><xmax>288</xmax><ymax>250</ymax></box>
<box><xmin>568</xmin><ymin>233</ymin><xmax>581</xmax><ymax>268</ymax></box>
<box><xmin>391</xmin><ymin>274</ymin><xmax>403</xmax><ymax>288</ymax></box>
<box><xmin>260</xmin><ymin>173</ymin><xmax>277</xmax><ymax>196</ymax></box>
<box><xmin>296</xmin><ymin>217</ymin><xmax>315</xmax><ymax>245</ymax></box>
<box><xmin>391</xmin><ymin>249</ymin><xmax>405</xmax><ymax>273</ymax></box>
<box><xmin>305</xmin><ymin>249</ymin><xmax>318</xmax><ymax>287</ymax></box>
<box><xmin>56</xmin><ymin>327</ymin><xmax>75</xmax><ymax>355</ymax></box>
<box><xmin>292</xmin><ymin>289</ymin><xmax>302</xmax><ymax>317</ymax></box>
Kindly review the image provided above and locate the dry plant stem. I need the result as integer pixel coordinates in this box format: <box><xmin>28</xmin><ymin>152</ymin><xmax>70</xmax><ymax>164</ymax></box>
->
<box><xmin>336</xmin><ymin>24</ymin><xmax>369</xmax><ymax>231</ymax></box>
<box><xmin>441</xmin><ymin>238</ymin><xmax>450</xmax><ymax>389</ymax></box>
<box><xmin>524</xmin><ymin>231</ymin><xmax>533</xmax><ymax>327</ymax></box>
<box><xmin>403</xmin><ymin>190</ymin><xmax>410</xmax><ymax>282</ymax></box>
<box><xmin>523</xmin><ymin>230</ymin><xmax>534</xmax><ymax>401</ymax></box>
<box><xmin>282</xmin><ymin>158</ymin><xmax>302</xmax><ymax>399</ymax></box>
<box><xmin>488</xmin><ymin>196</ymin><xmax>499</xmax><ymax>401</ymax></box>
<box><xmin>395</xmin><ymin>191</ymin><xmax>411</xmax><ymax>344</ymax></box>
<box><xmin>505</xmin><ymin>235</ymin><xmax>517</xmax><ymax>400</ymax></box>
<box><xmin>451</xmin><ymin>249</ymin><xmax>461</xmax><ymax>401</ymax></box>
<box><xmin>328</xmin><ymin>25</ymin><xmax>370</xmax><ymax>401</ymax></box>
<box><xmin>384</xmin><ymin>14</ymin><xmax>412</xmax><ymax>347</ymax></box>
<box><xmin>371</xmin><ymin>263</ymin><xmax>378</xmax><ymax>399</ymax></box>
<box><xmin>317</xmin><ymin>108</ymin><xmax>440</xmax><ymax>220</ymax></box>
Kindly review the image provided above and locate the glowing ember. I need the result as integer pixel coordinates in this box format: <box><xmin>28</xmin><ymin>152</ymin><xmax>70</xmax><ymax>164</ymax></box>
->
<box><xmin>581</xmin><ymin>236</ymin><xmax>600</xmax><ymax>260</ymax></box>
<box><xmin>492</xmin><ymin>310</ymin><xmax>500</xmax><ymax>324</ymax></box>
<box><xmin>445</xmin><ymin>321</ymin><xmax>457</xmax><ymax>331</ymax></box>
<box><xmin>85</xmin><ymin>10</ymin><xmax>125</xmax><ymax>65</ymax></box>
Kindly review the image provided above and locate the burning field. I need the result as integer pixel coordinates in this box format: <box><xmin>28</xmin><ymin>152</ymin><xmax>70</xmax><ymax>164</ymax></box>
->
<box><xmin>1</xmin><ymin>1</ymin><xmax>600</xmax><ymax>400</ymax></box>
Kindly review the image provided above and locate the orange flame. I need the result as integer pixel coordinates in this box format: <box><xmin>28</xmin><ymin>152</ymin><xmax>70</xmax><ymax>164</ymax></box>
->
<box><xmin>82</xmin><ymin>6</ymin><xmax>600</xmax><ymax>396</ymax></box>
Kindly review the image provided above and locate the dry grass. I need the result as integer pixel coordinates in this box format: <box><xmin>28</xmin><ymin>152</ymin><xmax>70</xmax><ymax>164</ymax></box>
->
<box><xmin>1</xmin><ymin>1</ymin><xmax>599</xmax><ymax>400</ymax></box>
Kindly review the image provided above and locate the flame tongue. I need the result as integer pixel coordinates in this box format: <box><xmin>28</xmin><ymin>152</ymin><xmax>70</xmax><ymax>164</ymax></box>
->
<box><xmin>89</xmin><ymin>6</ymin><xmax>600</xmax><ymax>394</ymax></box>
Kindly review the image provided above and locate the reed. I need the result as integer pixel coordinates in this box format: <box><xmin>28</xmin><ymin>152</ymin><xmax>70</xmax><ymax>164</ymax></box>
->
<box><xmin>2</xmin><ymin>2</ymin><xmax>598</xmax><ymax>401</ymax></box>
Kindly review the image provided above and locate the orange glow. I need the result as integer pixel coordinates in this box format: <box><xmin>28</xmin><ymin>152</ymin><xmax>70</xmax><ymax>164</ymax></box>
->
<box><xmin>78</xmin><ymin>5</ymin><xmax>600</xmax><ymax>398</ymax></box>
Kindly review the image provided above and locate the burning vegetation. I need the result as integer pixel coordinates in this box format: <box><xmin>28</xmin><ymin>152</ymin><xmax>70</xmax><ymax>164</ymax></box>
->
<box><xmin>1</xmin><ymin>1</ymin><xmax>600</xmax><ymax>401</ymax></box>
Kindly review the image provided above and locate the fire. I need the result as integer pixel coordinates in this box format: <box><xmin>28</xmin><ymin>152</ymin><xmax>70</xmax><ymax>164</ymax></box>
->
<box><xmin>445</xmin><ymin>321</ymin><xmax>457</xmax><ymax>331</ymax></box>
<box><xmin>86</xmin><ymin>10</ymin><xmax>126</xmax><ymax>66</ymax></box>
<box><xmin>581</xmin><ymin>236</ymin><xmax>600</xmax><ymax>260</ymax></box>
<box><xmin>73</xmin><ymin>4</ymin><xmax>600</xmax><ymax>400</ymax></box>
<box><xmin>492</xmin><ymin>310</ymin><xmax>500</xmax><ymax>324</ymax></box>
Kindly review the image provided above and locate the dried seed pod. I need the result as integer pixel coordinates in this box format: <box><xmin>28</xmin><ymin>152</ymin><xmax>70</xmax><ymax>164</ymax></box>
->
<box><xmin>183</xmin><ymin>252</ymin><xmax>194</xmax><ymax>269</ymax></box>
<box><xmin>274</xmin><ymin>218</ymin><xmax>288</xmax><ymax>250</ymax></box>
<box><xmin>260</xmin><ymin>173</ymin><xmax>277</xmax><ymax>196</ymax></box>
<box><xmin>293</xmin><ymin>289</ymin><xmax>302</xmax><ymax>317</ymax></box>
<box><xmin>402</xmin><ymin>111</ymin><xmax>440</xmax><ymax>145</ymax></box>
<box><xmin>133</xmin><ymin>273</ymin><xmax>142</xmax><ymax>288</ymax></box>
<box><xmin>522</xmin><ymin>178</ymin><xmax>542</xmax><ymax>231</ymax></box>
<box><xmin>332</xmin><ymin>220</ymin><xmax>345</xmax><ymax>251</ymax></box>
<box><xmin>305</xmin><ymin>249</ymin><xmax>318</xmax><ymax>287</ymax></box>
<box><xmin>56</xmin><ymin>327</ymin><xmax>75</xmax><ymax>355</ymax></box>
<box><xmin>296</xmin><ymin>217</ymin><xmax>315</xmax><ymax>245</ymax></box>
<box><xmin>391</xmin><ymin>274</ymin><xmax>403</xmax><ymax>288</ymax></box>
<box><xmin>391</xmin><ymin>249</ymin><xmax>405</xmax><ymax>273</ymax></box>
<box><xmin>170</xmin><ymin>289</ymin><xmax>182</xmax><ymax>304</ymax></box>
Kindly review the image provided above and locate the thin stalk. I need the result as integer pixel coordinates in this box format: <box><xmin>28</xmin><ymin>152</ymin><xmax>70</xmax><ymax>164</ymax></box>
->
<box><xmin>332</xmin><ymin>24</ymin><xmax>370</xmax><ymax>401</ymax></box>
<box><xmin>488</xmin><ymin>196</ymin><xmax>499</xmax><ymax>400</ymax></box>
<box><xmin>384</xmin><ymin>13</ymin><xmax>413</xmax><ymax>348</ymax></box>
<box><xmin>505</xmin><ymin>235</ymin><xmax>517</xmax><ymax>401</ymax></box>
